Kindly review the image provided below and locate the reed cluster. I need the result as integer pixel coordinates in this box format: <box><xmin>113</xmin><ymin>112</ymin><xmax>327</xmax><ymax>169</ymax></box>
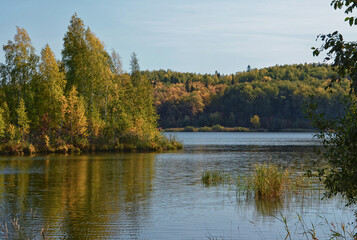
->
<box><xmin>252</xmin><ymin>163</ymin><xmax>287</xmax><ymax>199</ymax></box>
<box><xmin>201</xmin><ymin>170</ymin><xmax>232</xmax><ymax>185</ymax></box>
<box><xmin>201</xmin><ymin>163</ymin><xmax>314</xmax><ymax>200</ymax></box>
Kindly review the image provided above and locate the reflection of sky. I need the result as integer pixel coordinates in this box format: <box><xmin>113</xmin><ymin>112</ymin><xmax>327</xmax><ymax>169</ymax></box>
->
<box><xmin>1</xmin><ymin>0</ymin><xmax>356</xmax><ymax>74</ymax></box>
<box><xmin>167</xmin><ymin>132</ymin><xmax>321</xmax><ymax>146</ymax></box>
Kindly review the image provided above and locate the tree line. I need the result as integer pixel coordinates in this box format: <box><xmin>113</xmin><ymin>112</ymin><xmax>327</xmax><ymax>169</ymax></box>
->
<box><xmin>0</xmin><ymin>14</ymin><xmax>181</xmax><ymax>154</ymax></box>
<box><xmin>148</xmin><ymin>64</ymin><xmax>348</xmax><ymax>130</ymax></box>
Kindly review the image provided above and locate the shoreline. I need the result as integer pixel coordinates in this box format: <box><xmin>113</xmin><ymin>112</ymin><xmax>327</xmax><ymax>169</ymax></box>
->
<box><xmin>164</xmin><ymin>126</ymin><xmax>315</xmax><ymax>133</ymax></box>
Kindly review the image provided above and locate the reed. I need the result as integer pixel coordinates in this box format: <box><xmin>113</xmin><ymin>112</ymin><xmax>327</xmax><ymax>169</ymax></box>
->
<box><xmin>201</xmin><ymin>170</ymin><xmax>232</xmax><ymax>185</ymax></box>
<box><xmin>277</xmin><ymin>213</ymin><xmax>357</xmax><ymax>240</ymax></box>
<box><xmin>0</xmin><ymin>209</ymin><xmax>50</xmax><ymax>240</ymax></box>
<box><xmin>203</xmin><ymin>163</ymin><xmax>316</xmax><ymax>200</ymax></box>
<box><xmin>252</xmin><ymin>163</ymin><xmax>287</xmax><ymax>199</ymax></box>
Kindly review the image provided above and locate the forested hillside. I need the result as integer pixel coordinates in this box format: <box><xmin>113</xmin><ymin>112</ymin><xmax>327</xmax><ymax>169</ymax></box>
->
<box><xmin>0</xmin><ymin>14</ymin><xmax>348</xmax><ymax>156</ymax></box>
<box><xmin>0</xmin><ymin>14</ymin><xmax>180</xmax><ymax>154</ymax></box>
<box><xmin>148</xmin><ymin>64</ymin><xmax>348</xmax><ymax>130</ymax></box>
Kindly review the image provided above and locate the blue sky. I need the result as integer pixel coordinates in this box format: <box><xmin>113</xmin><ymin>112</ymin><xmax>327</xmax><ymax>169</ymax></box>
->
<box><xmin>0</xmin><ymin>0</ymin><xmax>356</xmax><ymax>74</ymax></box>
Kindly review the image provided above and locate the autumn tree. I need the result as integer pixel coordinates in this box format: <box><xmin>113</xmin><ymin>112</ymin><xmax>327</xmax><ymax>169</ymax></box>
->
<box><xmin>0</xmin><ymin>27</ymin><xmax>38</xmax><ymax>124</ymax></box>
<box><xmin>250</xmin><ymin>115</ymin><xmax>260</xmax><ymax>129</ymax></box>
<box><xmin>111</xmin><ymin>52</ymin><xmax>160</xmax><ymax>147</ymax></box>
<box><xmin>64</xmin><ymin>86</ymin><xmax>87</xmax><ymax>146</ymax></box>
<box><xmin>0</xmin><ymin>108</ymin><xmax>6</xmax><ymax>138</ymax></box>
<box><xmin>0</xmin><ymin>15</ymin><xmax>181</xmax><ymax>153</ymax></box>
<box><xmin>32</xmin><ymin>44</ymin><xmax>66</xmax><ymax>130</ymax></box>
<box><xmin>110</xmin><ymin>50</ymin><xmax>123</xmax><ymax>75</ymax></box>
<box><xmin>16</xmin><ymin>98</ymin><xmax>30</xmax><ymax>140</ymax></box>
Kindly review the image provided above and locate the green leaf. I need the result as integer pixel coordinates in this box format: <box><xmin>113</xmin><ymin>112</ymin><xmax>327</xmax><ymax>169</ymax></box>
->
<box><xmin>349</xmin><ymin>17</ymin><xmax>354</xmax><ymax>26</ymax></box>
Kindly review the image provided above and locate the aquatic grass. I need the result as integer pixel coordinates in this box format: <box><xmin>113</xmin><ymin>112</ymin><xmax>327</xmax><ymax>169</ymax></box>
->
<box><xmin>201</xmin><ymin>170</ymin><xmax>232</xmax><ymax>185</ymax></box>
<box><xmin>252</xmin><ymin>163</ymin><xmax>287</xmax><ymax>199</ymax></box>
<box><xmin>0</xmin><ymin>209</ymin><xmax>50</xmax><ymax>240</ymax></box>
<box><xmin>202</xmin><ymin>163</ymin><xmax>319</xmax><ymax>201</ymax></box>
<box><xmin>205</xmin><ymin>213</ymin><xmax>357</xmax><ymax>240</ymax></box>
<box><xmin>276</xmin><ymin>213</ymin><xmax>357</xmax><ymax>240</ymax></box>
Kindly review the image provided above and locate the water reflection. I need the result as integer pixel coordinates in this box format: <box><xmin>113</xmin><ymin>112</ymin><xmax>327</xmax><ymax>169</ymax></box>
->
<box><xmin>0</xmin><ymin>133</ymin><xmax>352</xmax><ymax>239</ymax></box>
<box><xmin>0</xmin><ymin>153</ymin><xmax>156</xmax><ymax>239</ymax></box>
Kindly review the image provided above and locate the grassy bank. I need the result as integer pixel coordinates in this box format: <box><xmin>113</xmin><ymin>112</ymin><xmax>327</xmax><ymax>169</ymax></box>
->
<box><xmin>0</xmin><ymin>132</ymin><xmax>183</xmax><ymax>155</ymax></box>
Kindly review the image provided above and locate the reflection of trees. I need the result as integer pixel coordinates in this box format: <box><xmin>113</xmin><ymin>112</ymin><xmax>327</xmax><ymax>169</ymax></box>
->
<box><xmin>0</xmin><ymin>153</ymin><xmax>156</xmax><ymax>239</ymax></box>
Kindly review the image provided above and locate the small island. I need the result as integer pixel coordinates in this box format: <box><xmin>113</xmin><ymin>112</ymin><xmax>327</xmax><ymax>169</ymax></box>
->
<box><xmin>0</xmin><ymin>15</ymin><xmax>182</xmax><ymax>154</ymax></box>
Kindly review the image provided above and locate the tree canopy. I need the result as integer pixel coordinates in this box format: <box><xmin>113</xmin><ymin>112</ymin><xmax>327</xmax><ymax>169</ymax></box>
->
<box><xmin>148</xmin><ymin>64</ymin><xmax>347</xmax><ymax>130</ymax></box>
<box><xmin>0</xmin><ymin>14</ymin><xmax>181</xmax><ymax>154</ymax></box>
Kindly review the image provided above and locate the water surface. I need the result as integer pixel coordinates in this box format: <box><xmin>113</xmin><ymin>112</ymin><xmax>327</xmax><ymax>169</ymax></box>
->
<box><xmin>0</xmin><ymin>132</ymin><xmax>353</xmax><ymax>239</ymax></box>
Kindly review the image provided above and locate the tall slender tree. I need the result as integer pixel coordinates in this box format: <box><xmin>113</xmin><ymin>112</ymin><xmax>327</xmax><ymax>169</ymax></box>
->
<box><xmin>32</xmin><ymin>44</ymin><xmax>66</xmax><ymax>130</ymax></box>
<box><xmin>65</xmin><ymin>86</ymin><xmax>87</xmax><ymax>146</ymax></box>
<box><xmin>0</xmin><ymin>27</ymin><xmax>38</xmax><ymax>124</ymax></box>
<box><xmin>62</xmin><ymin>13</ymin><xmax>87</xmax><ymax>94</ymax></box>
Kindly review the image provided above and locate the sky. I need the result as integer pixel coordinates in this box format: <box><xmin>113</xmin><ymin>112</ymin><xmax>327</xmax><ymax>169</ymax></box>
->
<box><xmin>0</xmin><ymin>0</ymin><xmax>356</xmax><ymax>74</ymax></box>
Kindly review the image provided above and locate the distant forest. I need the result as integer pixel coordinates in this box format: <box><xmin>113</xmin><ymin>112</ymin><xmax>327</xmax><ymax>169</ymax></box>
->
<box><xmin>147</xmin><ymin>64</ymin><xmax>348</xmax><ymax>130</ymax></box>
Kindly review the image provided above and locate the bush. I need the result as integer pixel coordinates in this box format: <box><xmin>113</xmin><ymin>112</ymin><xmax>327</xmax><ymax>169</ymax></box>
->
<box><xmin>306</xmin><ymin>96</ymin><xmax>357</xmax><ymax>205</ymax></box>
<box><xmin>183</xmin><ymin>126</ymin><xmax>196</xmax><ymax>132</ymax></box>
<box><xmin>233</xmin><ymin>127</ymin><xmax>249</xmax><ymax>132</ymax></box>
<box><xmin>198</xmin><ymin>126</ymin><xmax>211</xmax><ymax>132</ymax></box>
<box><xmin>211</xmin><ymin>124</ymin><xmax>224</xmax><ymax>132</ymax></box>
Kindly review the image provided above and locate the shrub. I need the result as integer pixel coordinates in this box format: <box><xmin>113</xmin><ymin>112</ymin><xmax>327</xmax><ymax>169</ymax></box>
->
<box><xmin>211</xmin><ymin>124</ymin><xmax>224</xmax><ymax>132</ymax></box>
<box><xmin>183</xmin><ymin>126</ymin><xmax>196</xmax><ymax>132</ymax></box>
<box><xmin>233</xmin><ymin>127</ymin><xmax>249</xmax><ymax>132</ymax></box>
<box><xmin>198</xmin><ymin>126</ymin><xmax>211</xmax><ymax>132</ymax></box>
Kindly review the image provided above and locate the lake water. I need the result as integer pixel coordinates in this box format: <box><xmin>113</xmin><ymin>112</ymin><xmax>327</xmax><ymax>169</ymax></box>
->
<box><xmin>0</xmin><ymin>132</ymin><xmax>354</xmax><ymax>239</ymax></box>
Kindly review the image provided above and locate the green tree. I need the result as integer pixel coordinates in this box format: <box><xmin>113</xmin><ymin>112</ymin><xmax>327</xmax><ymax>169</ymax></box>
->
<box><xmin>84</xmin><ymin>28</ymin><xmax>113</xmax><ymax>133</ymax></box>
<box><xmin>0</xmin><ymin>27</ymin><xmax>38</xmax><ymax>124</ymax></box>
<box><xmin>62</xmin><ymin>14</ymin><xmax>115</xmax><ymax>138</ymax></box>
<box><xmin>65</xmin><ymin>86</ymin><xmax>87</xmax><ymax>146</ymax></box>
<box><xmin>62</xmin><ymin>13</ymin><xmax>87</xmax><ymax>93</ymax></box>
<box><xmin>130</xmin><ymin>52</ymin><xmax>141</xmax><ymax>86</ymax></box>
<box><xmin>110</xmin><ymin>50</ymin><xmax>123</xmax><ymax>75</ymax></box>
<box><xmin>33</xmin><ymin>44</ymin><xmax>66</xmax><ymax>129</ymax></box>
<box><xmin>0</xmin><ymin>108</ymin><xmax>6</xmax><ymax>138</ymax></box>
<box><xmin>309</xmin><ymin>0</ymin><xmax>357</xmax><ymax>205</ymax></box>
<box><xmin>16</xmin><ymin>98</ymin><xmax>30</xmax><ymax>139</ymax></box>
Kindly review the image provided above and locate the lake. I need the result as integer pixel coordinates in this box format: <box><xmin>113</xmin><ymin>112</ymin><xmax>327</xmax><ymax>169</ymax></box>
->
<box><xmin>0</xmin><ymin>132</ymin><xmax>354</xmax><ymax>239</ymax></box>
